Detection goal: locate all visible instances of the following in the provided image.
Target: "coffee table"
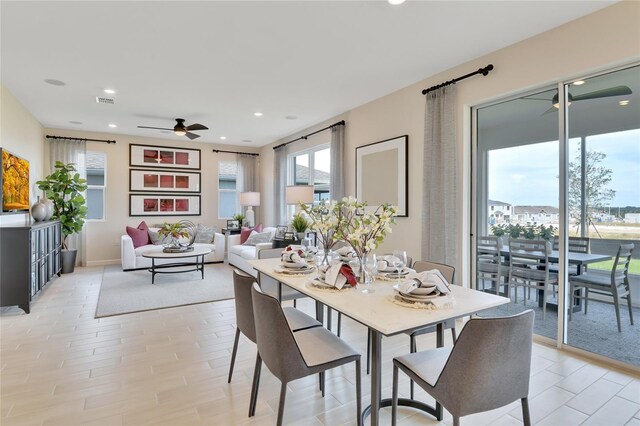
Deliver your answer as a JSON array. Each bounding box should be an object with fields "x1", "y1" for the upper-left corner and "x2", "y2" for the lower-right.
[{"x1": 142, "y1": 247, "x2": 212, "y2": 284}]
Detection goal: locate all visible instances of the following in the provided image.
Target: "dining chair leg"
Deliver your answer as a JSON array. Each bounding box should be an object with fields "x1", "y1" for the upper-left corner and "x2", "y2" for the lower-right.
[
  {"x1": 227, "y1": 328, "x2": 240, "y2": 383},
  {"x1": 355, "y1": 358, "x2": 362, "y2": 426},
  {"x1": 293, "y1": 299, "x2": 297, "y2": 308},
  {"x1": 521, "y1": 397, "x2": 531, "y2": 426},
  {"x1": 627, "y1": 292, "x2": 634, "y2": 325},
  {"x1": 276, "y1": 381, "x2": 288, "y2": 426},
  {"x1": 542, "y1": 284, "x2": 547, "y2": 321},
  {"x1": 451, "y1": 327, "x2": 457, "y2": 342},
  {"x1": 585, "y1": 288, "x2": 589, "y2": 314},
  {"x1": 453, "y1": 416, "x2": 460, "y2": 426},
  {"x1": 391, "y1": 363, "x2": 399, "y2": 426},
  {"x1": 337, "y1": 312, "x2": 342, "y2": 337},
  {"x1": 569, "y1": 282, "x2": 574, "y2": 322},
  {"x1": 248, "y1": 354, "x2": 262, "y2": 417},
  {"x1": 612, "y1": 290, "x2": 622, "y2": 332}
]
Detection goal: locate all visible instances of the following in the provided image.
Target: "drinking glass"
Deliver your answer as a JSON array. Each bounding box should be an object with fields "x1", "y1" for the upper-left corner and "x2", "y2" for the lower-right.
[
  {"x1": 362, "y1": 253, "x2": 377, "y2": 293},
  {"x1": 392, "y1": 250, "x2": 407, "y2": 271}
]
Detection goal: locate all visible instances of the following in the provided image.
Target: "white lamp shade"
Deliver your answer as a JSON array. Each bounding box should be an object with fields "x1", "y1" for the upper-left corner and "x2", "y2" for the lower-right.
[
  {"x1": 239, "y1": 191, "x2": 260, "y2": 206},
  {"x1": 286, "y1": 185, "x2": 314, "y2": 205}
]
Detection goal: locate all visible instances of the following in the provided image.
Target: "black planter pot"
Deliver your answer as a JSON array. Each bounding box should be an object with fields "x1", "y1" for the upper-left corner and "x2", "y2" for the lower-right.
[{"x1": 61, "y1": 249, "x2": 78, "y2": 274}]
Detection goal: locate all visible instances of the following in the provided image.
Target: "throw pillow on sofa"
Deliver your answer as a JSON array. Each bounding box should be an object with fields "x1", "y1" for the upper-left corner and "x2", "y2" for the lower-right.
[
  {"x1": 240, "y1": 226, "x2": 253, "y2": 244},
  {"x1": 195, "y1": 224, "x2": 217, "y2": 243},
  {"x1": 126, "y1": 221, "x2": 151, "y2": 248},
  {"x1": 148, "y1": 229, "x2": 170, "y2": 245},
  {"x1": 243, "y1": 231, "x2": 272, "y2": 246}
]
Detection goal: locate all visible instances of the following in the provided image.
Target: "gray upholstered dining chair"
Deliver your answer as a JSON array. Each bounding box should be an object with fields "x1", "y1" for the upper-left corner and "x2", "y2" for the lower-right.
[
  {"x1": 227, "y1": 269, "x2": 322, "y2": 416},
  {"x1": 508, "y1": 239, "x2": 558, "y2": 320},
  {"x1": 250, "y1": 283, "x2": 362, "y2": 426},
  {"x1": 569, "y1": 242, "x2": 634, "y2": 332},
  {"x1": 257, "y1": 247, "x2": 308, "y2": 304},
  {"x1": 392, "y1": 310, "x2": 535, "y2": 426},
  {"x1": 477, "y1": 236, "x2": 509, "y2": 295}
]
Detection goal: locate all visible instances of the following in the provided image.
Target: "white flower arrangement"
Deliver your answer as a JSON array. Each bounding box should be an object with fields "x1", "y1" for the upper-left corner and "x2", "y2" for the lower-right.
[{"x1": 300, "y1": 199, "x2": 341, "y2": 250}]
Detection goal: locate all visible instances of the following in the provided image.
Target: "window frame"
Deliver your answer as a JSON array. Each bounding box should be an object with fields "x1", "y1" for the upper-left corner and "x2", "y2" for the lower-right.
[
  {"x1": 85, "y1": 150, "x2": 106, "y2": 222},
  {"x1": 287, "y1": 143, "x2": 331, "y2": 201},
  {"x1": 218, "y1": 160, "x2": 238, "y2": 220}
]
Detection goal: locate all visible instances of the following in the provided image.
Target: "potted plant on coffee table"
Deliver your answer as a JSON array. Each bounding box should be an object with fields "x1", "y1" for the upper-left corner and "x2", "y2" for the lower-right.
[{"x1": 36, "y1": 161, "x2": 87, "y2": 274}]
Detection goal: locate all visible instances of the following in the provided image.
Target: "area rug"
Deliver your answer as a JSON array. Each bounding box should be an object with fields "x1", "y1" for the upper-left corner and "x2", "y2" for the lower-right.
[{"x1": 95, "y1": 264, "x2": 235, "y2": 318}]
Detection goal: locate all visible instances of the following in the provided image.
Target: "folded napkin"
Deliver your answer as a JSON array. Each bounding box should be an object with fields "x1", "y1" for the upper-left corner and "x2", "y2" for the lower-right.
[
  {"x1": 377, "y1": 255, "x2": 403, "y2": 272},
  {"x1": 402, "y1": 269, "x2": 451, "y2": 295},
  {"x1": 281, "y1": 250, "x2": 307, "y2": 268},
  {"x1": 335, "y1": 246, "x2": 357, "y2": 259},
  {"x1": 318, "y1": 264, "x2": 358, "y2": 289}
]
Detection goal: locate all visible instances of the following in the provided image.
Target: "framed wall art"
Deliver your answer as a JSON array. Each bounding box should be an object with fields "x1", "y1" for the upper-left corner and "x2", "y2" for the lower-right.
[
  {"x1": 129, "y1": 143, "x2": 201, "y2": 170},
  {"x1": 129, "y1": 194, "x2": 201, "y2": 217},
  {"x1": 129, "y1": 169, "x2": 201, "y2": 193},
  {"x1": 356, "y1": 135, "x2": 408, "y2": 217}
]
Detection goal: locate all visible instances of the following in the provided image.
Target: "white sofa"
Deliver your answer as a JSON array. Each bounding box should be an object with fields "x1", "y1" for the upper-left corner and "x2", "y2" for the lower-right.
[
  {"x1": 227, "y1": 227, "x2": 277, "y2": 276},
  {"x1": 121, "y1": 228, "x2": 225, "y2": 271}
]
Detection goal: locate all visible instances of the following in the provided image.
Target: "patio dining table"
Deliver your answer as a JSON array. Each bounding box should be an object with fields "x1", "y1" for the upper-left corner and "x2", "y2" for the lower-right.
[{"x1": 249, "y1": 258, "x2": 509, "y2": 426}]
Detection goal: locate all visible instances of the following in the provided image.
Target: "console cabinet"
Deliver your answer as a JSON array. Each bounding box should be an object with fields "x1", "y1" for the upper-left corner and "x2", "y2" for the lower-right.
[{"x1": 0, "y1": 220, "x2": 61, "y2": 313}]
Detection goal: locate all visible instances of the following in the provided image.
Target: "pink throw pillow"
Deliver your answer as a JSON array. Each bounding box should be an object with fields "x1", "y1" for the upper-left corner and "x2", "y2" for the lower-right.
[
  {"x1": 254, "y1": 223, "x2": 263, "y2": 233},
  {"x1": 126, "y1": 221, "x2": 151, "y2": 248},
  {"x1": 240, "y1": 227, "x2": 253, "y2": 244}
]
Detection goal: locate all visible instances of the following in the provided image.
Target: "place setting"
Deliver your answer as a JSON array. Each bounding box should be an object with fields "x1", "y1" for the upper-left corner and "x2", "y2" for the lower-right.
[
  {"x1": 391, "y1": 269, "x2": 456, "y2": 310},
  {"x1": 307, "y1": 263, "x2": 358, "y2": 292},
  {"x1": 273, "y1": 248, "x2": 316, "y2": 275},
  {"x1": 375, "y1": 251, "x2": 413, "y2": 281}
]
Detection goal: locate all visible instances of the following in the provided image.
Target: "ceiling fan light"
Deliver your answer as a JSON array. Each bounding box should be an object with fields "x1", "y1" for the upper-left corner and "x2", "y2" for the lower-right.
[
  {"x1": 552, "y1": 93, "x2": 572, "y2": 109},
  {"x1": 174, "y1": 129, "x2": 186, "y2": 136}
]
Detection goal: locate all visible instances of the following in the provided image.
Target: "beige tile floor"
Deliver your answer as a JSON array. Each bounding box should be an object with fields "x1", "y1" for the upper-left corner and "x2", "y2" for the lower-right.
[{"x1": 1, "y1": 265, "x2": 639, "y2": 426}]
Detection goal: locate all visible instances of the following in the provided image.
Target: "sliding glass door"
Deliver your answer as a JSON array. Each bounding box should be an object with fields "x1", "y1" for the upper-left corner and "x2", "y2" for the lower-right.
[{"x1": 473, "y1": 64, "x2": 640, "y2": 366}]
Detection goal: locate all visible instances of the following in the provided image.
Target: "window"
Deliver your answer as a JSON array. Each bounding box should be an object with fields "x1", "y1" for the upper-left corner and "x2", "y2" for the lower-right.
[
  {"x1": 218, "y1": 161, "x2": 238, "y2": 219},
  {"x1": 86, "y1": 151, "x2": 106, "y2": 221},
  {"x1": 288, "y1": 145, "x2": 331, "y2": 204}
]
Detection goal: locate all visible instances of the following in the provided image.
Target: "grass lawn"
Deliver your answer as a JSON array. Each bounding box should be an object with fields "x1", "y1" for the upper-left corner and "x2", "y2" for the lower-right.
[{"x1": 588, "y1": 259, "x2": 640, "y2": 275}]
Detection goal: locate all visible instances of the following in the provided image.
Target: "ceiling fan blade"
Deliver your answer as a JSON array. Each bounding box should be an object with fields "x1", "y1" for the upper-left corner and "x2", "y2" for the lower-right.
[
  {"x1": 541, "y1": 106, "x2": 557, "y2": 116},
  {"x1": 138, "y1": 126, "x2": 173, "y2": 131},
  {"x1": 185, "y1": 132, "x2": 200, "y2": 140},
  {"x1": 572, "y1": 85, "x2": 632, "y2": 101},
  {"x1": 186, "y1": 123, "x2": 208, "y2": 131}
]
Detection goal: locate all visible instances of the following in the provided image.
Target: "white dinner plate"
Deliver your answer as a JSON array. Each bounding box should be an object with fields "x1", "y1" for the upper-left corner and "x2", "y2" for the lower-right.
[
  {"x1": 282, "y1": 262, "x2": 308, "y2": 269},
  {"x1": 393, "y1": 285, "x2": 440, "y2": 301},
  {"x1": 274, "y1": 266, "x2": 315, "y2": 274}
]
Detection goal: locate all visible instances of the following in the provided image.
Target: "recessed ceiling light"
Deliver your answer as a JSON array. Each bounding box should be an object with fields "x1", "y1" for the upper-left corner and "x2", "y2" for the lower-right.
[
  {"x1": 573, "y1": 80, "x2": 585, "y2": 85},
  {"x1": 108, "y1": 123, "x2": 117, "y2": 128},
  {"x1": 619, "y1": 100, "x2": 630, "y2": 106},
  {"x1": 388, "y1": 0, "x2": 405, "y2": 4},
  {"x1": 68, "y1": 120, "x2": 83, "y2": 125},
  {"x1": 44, "y1": 79, "x2": 66, "y2": 86},
  {"x1": 253, "y1": 112, "x2": 263, "y2": 117},
  {"x1": 220, "y1": 136, "x2": 227, "y2": 140},
  {"x1": 285, "y1": 115, "x2": 297, "y2": 120},
  {"x1": 104, "y1": 89, "x2": 116, "y2": 94},
  {"x1": 242, "y1": 139, "x2": 252, "y2": 143}
]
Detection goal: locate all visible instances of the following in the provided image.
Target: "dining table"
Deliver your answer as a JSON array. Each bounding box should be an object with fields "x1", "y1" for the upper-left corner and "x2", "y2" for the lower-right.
[{"x1": 248, "y1": 257, "x2": 510, "y2": 426}]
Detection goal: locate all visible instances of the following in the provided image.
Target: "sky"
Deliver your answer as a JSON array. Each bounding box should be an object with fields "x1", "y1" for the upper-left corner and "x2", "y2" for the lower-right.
[{"x1": 488, "y1": 129, "x2": 640, "y2": 207}]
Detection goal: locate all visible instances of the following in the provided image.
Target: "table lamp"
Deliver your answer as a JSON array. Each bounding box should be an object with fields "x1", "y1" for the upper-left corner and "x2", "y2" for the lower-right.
[
  {"x1": 286, "y1": 185, "x2": 314, "y2": 207},
  {"x1": 239, "y1": 191, "x2": 260, "y2": 227}
]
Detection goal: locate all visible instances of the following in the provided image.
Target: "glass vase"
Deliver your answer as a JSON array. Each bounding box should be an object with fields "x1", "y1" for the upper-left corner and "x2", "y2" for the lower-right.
[{"x1": 359, "y1": 252, "x2": 376, "y2": 293}]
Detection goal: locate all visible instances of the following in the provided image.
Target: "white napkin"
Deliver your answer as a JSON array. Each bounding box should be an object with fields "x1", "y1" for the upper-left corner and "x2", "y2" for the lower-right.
[
  {"x1": 377, "y1": 255, "x2": 403, "y2": 272},
  {"x1": 335, "y1": 246, "x2": 356, "y2": 259},
  {"x1": 317, "y1": 264, "x2": 348, "y2": 289},
  {"x1": 403, "y1": 269, "x2": 451, "y2": 295},
  {"x1": 281, "y1": 251, "x2": 307, "y2": 268}
]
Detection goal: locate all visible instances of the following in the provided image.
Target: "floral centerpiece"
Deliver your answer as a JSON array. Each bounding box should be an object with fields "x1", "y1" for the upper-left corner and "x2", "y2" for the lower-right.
[
  {"x1": 334, "y1": 197, "x2": 398, "y2": 284},
  {"x1": 300, "y1": 199, "x2": 341, "y2": 264}
]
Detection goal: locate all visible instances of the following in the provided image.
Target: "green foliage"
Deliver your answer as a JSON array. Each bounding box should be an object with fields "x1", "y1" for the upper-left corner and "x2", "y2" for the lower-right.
[
  {"x1": 233, "y1": 213, "x2": 245, "y2": 223},
  {"x1": 490, "y1": 224, "x2": 506, "y2": 237},
  {"x1": 291, "y1": 213, "x2": 310, "y2": 233},
  {"x1": 568, "y1": 149, "x2": 615, "y2": 225},
  {"x1": 36, "y1": 162, "x2": 87, "y2": 249},
  {"x1": 158, "y1": 222, "x2": 190, "y2": 240},
  {"x1": 508, "y1": 224, "x2": 524, "y2": 238},
  {"x1": 522, "y1": 225, "x2": 537, "y2": 240},
  {"x1": 537, "y1": 224, "x2": 557, "y2": 241}
]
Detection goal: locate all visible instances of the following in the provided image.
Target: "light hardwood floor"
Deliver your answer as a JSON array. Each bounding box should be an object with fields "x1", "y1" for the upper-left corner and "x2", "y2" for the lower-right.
[{"x1": 1, "y1": 265, "x2": 639, "y2": 426}]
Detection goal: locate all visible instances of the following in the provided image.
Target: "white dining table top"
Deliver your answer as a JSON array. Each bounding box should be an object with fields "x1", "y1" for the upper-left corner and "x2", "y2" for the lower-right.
[{"x1": 248, "y1": 258, "x2": 510, "y2": 337}]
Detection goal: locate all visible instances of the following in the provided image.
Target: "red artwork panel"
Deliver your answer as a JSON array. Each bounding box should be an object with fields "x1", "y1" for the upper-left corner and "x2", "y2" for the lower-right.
[
  {"x1": 143, "y1": 174, "x2": 158, "y2": 188},
  {"x1": 175, "y1": 152, "x2": 189, "y2": 165},
  {"x1": 159, "y1": 175, "x2": 174, "y2": 188},
  {"x1": 175, "y1": 199, "x2": 189, "y2": 212},
  {"x1": 143, "y1": 149, "x2": 158, "y2": 163},
  {"x1": 160, "y1": 199, "x2": 174, "y2": 212},
  {"x1": 175, "y1": 176, "x2": 189, "y2": 188},
  {"x1": 143, "y1": 198, "x2": 158, "y2": 212},
  {"x1": 160, "y1": 151, "x2": 174, "y2": 164}
]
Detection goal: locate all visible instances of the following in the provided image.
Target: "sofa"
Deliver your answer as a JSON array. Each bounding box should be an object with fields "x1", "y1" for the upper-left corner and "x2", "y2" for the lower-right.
[
  {"x1": 227, "y1": 227, "x2": 277, "y2": 276},
  {"x1": 121, "y1": 227, "x2": 225, "y2": 271}
]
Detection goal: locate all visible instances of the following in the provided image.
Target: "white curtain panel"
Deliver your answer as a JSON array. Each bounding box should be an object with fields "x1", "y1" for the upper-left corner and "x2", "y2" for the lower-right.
[
  {"x1": 273, "y1": 145, "x2": 288, "y2": 226},
  {"x1": 330, "y1": 124, "x2": 345, "y2": 201},
  {"x1": 49, "y1": 139, "x2": 87, "y2": 266},
  {"x1": 422, "y1": 85, "x2": 458, "y2": 273},
  {"x1": 237, "y1": 153, "x2": 258, "y2": 220}
]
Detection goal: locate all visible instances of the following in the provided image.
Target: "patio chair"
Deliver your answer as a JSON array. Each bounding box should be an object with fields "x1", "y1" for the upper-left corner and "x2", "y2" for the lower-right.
[
  {"x1": 477, "y1": 236, "x2": 509, "y2": 295},
  {"x1": 250, "y1": 283, "x2": 362, "y2": 426},
  {"x1": 569, "y1": 242, "x2": 634, "y2": 332},
  {"x1": 508, "y1": 239, "x2": 558, "y2": 320},
  {"x1": 391, "y1": 310, "x2": 534, "y2": 426},
  {"x1": 552, "y1": 236, "x2": 590, "y2": 276},
  {"x1": 228, "y1": 269, "x2": 321, "y2": 416}
]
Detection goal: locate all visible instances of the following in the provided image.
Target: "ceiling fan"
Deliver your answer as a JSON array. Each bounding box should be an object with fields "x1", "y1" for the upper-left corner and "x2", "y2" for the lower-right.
[
  {"x1": 138, "y1": 118, "x2": 209, "y2": 140},
  {"x1": 524, "y1": 85, "x2": 632, "y2": 115}
]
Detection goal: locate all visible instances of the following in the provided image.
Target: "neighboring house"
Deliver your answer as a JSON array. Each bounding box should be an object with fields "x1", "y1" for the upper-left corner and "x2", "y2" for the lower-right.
[
  {"x1": 625, "y1": 213, "x2": 640, "y2": 224},
  {"x1": 513, "y1": 205, "x2": 560, "y2": 225},
  {"x1": 488, "y1": 199, "x2": 512, "y2": 224}
]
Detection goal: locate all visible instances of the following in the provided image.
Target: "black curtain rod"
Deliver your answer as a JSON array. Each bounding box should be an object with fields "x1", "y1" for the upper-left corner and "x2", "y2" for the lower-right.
[
  {"x1": 273, "y1": 120, "x2": 345, "y2": 150},
  {"x1": 421, "y1": 64, "x2": 494, "y2": 95},
  {"x1": 46, "y1": 135, "x2": 116, "y2": 144},
  {"x1": 212, "y1": 149, "x2": 259, "y2": 157}
]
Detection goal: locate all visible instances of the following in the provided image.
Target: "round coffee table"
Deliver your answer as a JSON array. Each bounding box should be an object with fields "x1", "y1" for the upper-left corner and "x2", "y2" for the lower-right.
[{"x1": 142, "y1": 247, "x2": 212, "y2": 284}]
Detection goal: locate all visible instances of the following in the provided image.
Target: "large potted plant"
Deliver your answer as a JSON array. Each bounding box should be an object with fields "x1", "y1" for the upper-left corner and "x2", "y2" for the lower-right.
[
  {"x1": 291, "y1": 212, "x2": 310, "y2": 240},
  {"x1": 36, "y1": 161, "x2": 87, "y2": 273}
]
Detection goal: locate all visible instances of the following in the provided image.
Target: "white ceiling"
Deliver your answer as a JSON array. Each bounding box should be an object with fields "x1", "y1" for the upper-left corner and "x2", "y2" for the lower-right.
[{"x1": 1, "y1": 1, "x2": 616, "y2": 147}]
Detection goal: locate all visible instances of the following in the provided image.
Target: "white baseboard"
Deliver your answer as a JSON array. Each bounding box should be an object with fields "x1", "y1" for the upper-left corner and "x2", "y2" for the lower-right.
[{"x1": 85, "y1": 259, "x2": 121, "y2": 267}]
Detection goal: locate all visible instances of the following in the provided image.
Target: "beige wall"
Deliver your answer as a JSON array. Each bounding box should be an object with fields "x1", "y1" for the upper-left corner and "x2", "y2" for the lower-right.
[
  {"x1": 261, "y1": 1, "x2": 640, "y2": 283},
  {"x1": 40, "y1": 128, "x2": 258, "y2": 265},
  {"x1": 0, "y1": 84, "x2": 44, "y2": 226}
]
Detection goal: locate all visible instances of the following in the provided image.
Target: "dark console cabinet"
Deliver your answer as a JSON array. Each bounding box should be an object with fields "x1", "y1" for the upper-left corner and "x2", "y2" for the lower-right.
[{"x1": 1, "y1": 220, "x2": 61, "y2": 313}]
